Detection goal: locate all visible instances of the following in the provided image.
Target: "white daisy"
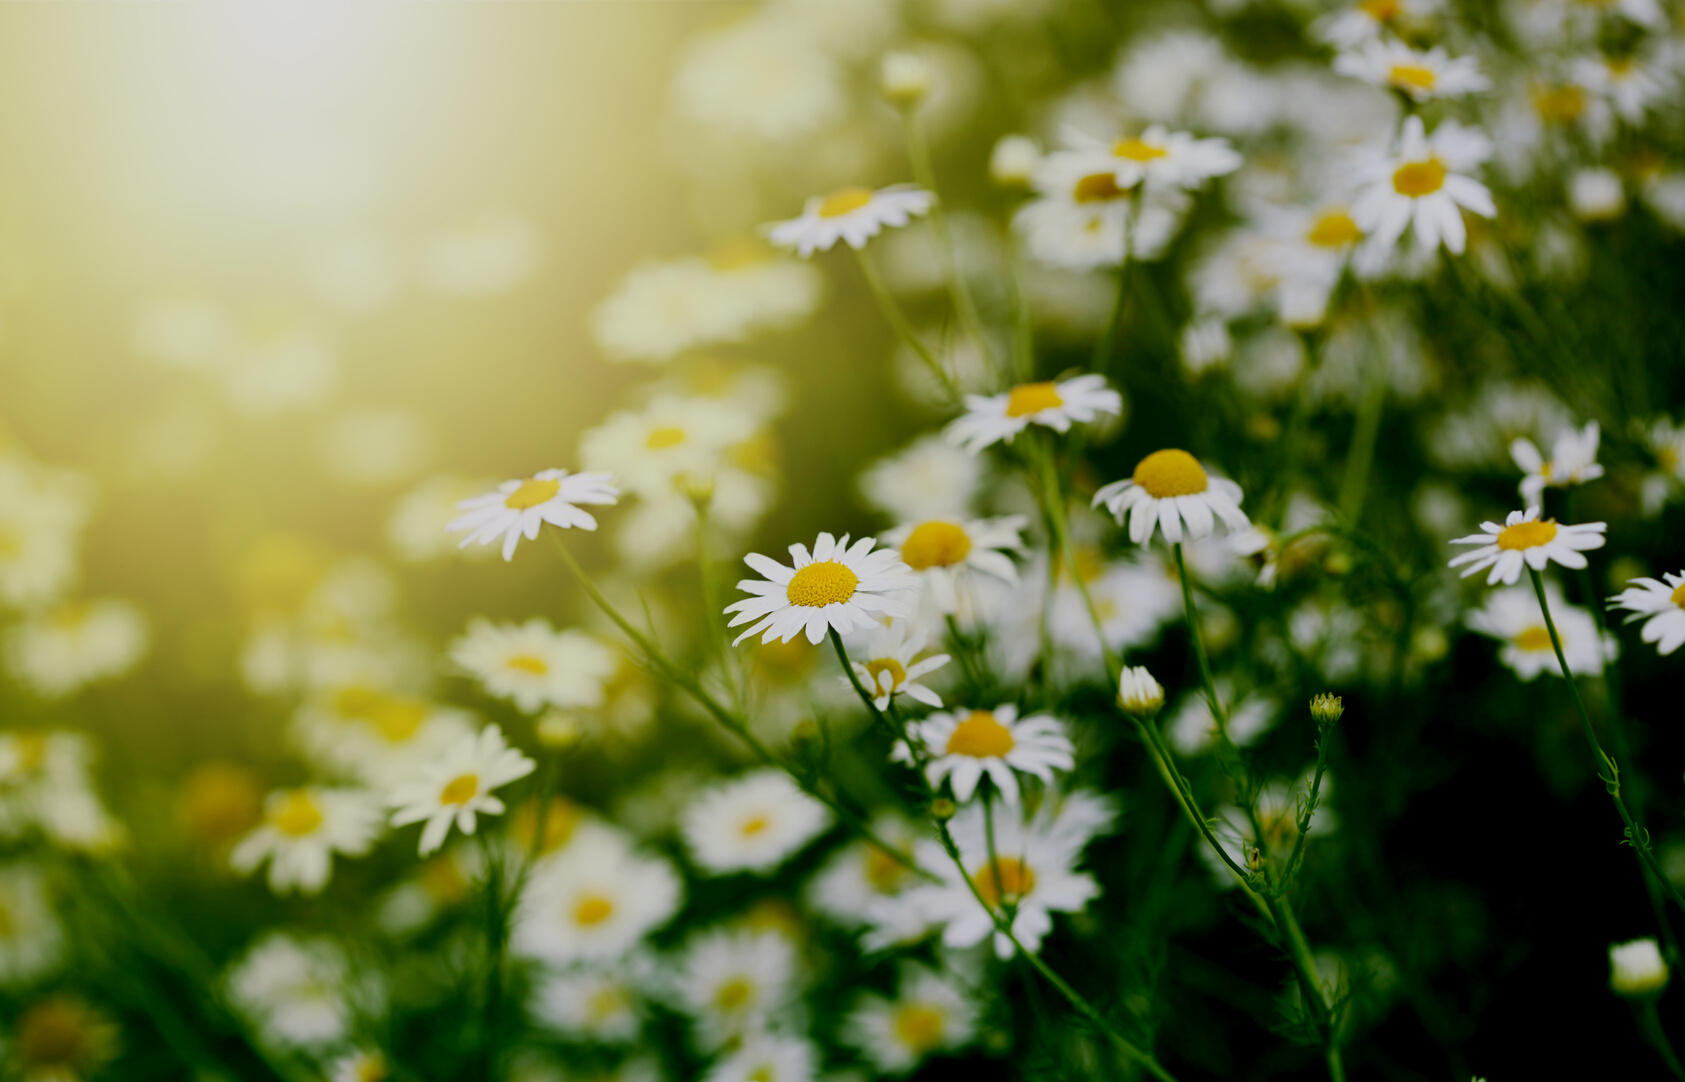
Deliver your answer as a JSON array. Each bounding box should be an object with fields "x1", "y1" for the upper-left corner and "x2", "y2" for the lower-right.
[
  {"x1": 388, "y1": 725, "x2": 536, "y2": 856},
  {"x1": 1047, "y1": 553, "x2": 1185, "y2": 661},
  {"x1": 701, "y1": 1034, "x2": 819, "y2": 1082},
  {"x1": 1333, "y1": 40, "x2": 1489, "y2": 101},
  {"x1": 725, "y1": 532, "x2": 918, "y2": 647},
  {"x1": 1013, "y1": 151, "x2": 1192, "y2": 269},
  {"x1": 578, "y1": 394, "x2": 757, "y2": 501},
  {"x1": 328, "y1": 1050, "x2": 390, "y2": 1082},
  {"x1": 767, "y1": 185, "x2": 935, "y2": 258},
  {"x1": 230, "y1": 786, "x2": 385, "y2": 895},
  {"x1": 512, "y1": 824, "x2": 682, "y2": 965},
  {"x1": 1165, "y1": 681, "x2": 1281, "y2": 756},
  {"x1": 670, "y1": 927, "x2": 800, "y2": 1049},
  {"x1": 1640, "y1": 416, "x2": 1685, "y2": 515},
  {"x1": 681, "y1": 769, "x2": 832, "y2": 875},
  {"x1": 1467, "y1": 583, "x2": 1614, "y2": 679},
  {"x1": 449, "y1": 618, "x2": 619, "y2": 714},
  {"x1": 1066, "y1": 125, "x2": 1242, "y2": 191},
  {"x1": 291, "y1": 689, "x2": 476, "y2": 790},
  {"x1": 1315, "y1": 0, "x2": 1446, "y2": 48},
  {"x1": 0, "y1": 730, "x2": 121, "y2": 853},
  {"x1": 1204, "y1": 774, "x2": 1337, "y2": 888},
  {"x1": 1093, "y1": 449, "x2": 1250, "y2": 546},
  {"x1": 804, "y1": 815, "x2": 924, "y2": 936},
  {"x1": 3, "y1": 599, "x2": 149, "y2": 699},
  {"x1": 226, "y1": 933, "x2": 363, "y2": 1048},
  {"x1": 0, "y1": 863, "x2": 63, "y2": 988},
  {"x1": 1447, "y1": 507, "x2": 1607, "y2": 586},
  {"x1": 842, "y1": 965, "x2": 978, "y2": 1076},
  {"x1": 1511, "y1": 420, "x2": 1604, "y2": 505},
  {"x1": 880, "y1": 515, "x2": 1025, "y2": 614},
  {"x1": 1350, "y1": 115, "x2": 1496, "y2": 256},
  {"x1": 448, "y1": 468, "x2": 619, "y2": 561},
  {"x1": 944, "y1": 375, "x2": 1123, "y2": 455},
  {"x1": 894, "y1": 705, "x2": 1074, "y2": 807},
  {"x1": 856, "y1": 434, "x2": 983, "y2": 523},
  {"x1": 842, "y1": 621, "x2": 950, "y2": 711},
  {"x1": 1609, "y1": 572, "x2": 1685, "y2": 656},
  {"x1": 1573, "y1": 51, "x2": 1679, "y2": 125},
  {"x1": 533, "y1": 964, "x2": 648, "y2": 1043}
]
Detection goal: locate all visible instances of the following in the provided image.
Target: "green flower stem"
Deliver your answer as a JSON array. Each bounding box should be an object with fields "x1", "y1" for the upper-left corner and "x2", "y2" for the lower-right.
[
  {"x1": 474, "y1": 832, "x2": 509, "y2": 1082},
  {"x1": 1335, "y1": 337, "x2": 1387, "y2": 525},
  {"x1": 1093, "y1": 256, "x2": 1131, "y2": 375},
  {"x1": 1275, "y1": 718, "x2": 1334, "y2": 898},
  {"x1": 854, "y1": 248, "x2": 959, "y2": 403},
  {"x1": 1636, "y1": 998, "x2": 1685, "y2": 1082},
  {"x1": 1172, "y1": 543, "x2": 1236, "y2": 754},
  {"x1": 1527, "y1": 567, "x2": 1685, "y2": 916}
]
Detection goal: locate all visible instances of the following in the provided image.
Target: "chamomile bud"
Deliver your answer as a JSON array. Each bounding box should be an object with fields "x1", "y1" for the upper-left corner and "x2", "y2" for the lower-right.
[
  {"x1": 1117, "y1": 666, "x2": 1165, "y2": 716},
  {"x1": 1310, "y1": 694, "x2": 1344, "y2": 727},
  {"x1": 929, "y1": 797, "x2": 956, "y2": 821},
  {"x1": 1610, "y1": 938, "x2": 1669, "y2": 998},
  {"x1": 989, "y1": 135, "x2": 1041, "y2": 187},
  {"x1": 880, "y1": 51, "x2": 934, "y2": 106}
]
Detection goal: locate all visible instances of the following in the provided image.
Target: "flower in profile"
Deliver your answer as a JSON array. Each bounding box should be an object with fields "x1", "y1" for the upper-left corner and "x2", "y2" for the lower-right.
[
  {"x1": 1093, "y1": 449, "x2": 1249, "y2": 546},
  {"x1": 1466, "y1": 584, "x2": 1613, "y2": 680},
  {"x1": 1333, "y1": 39, "x2": 1489, "y2": 101},
  {"x1": 1350, "y1": 115, "x2": 1495, "y2": 255},
  {"x1": 1610, "y1": 937, "x2": 1669, "y2": 997},
  {"x1": 880, "y1": 515, "x2": 1025, "y2": 613},
  {"x1": 1511, "y1": 420, "x2": 1603, "y2": 505},
  {"x1": 11, "y1": 996, "x2": 119, "y2": 1082},
  {"x1": 1447, "y1": 507, "x2": 1606, "y2": 585},
  {"x1": 725, "y1": 533, "x2": 917, "y2": 646},
  {"x1": 388, "y1": 725, "x2": 536, "y2": 856},
  {"x1": 1117, "y1": 666, "x2": 1164, "y2": 715},
  {"x1": 944, "y1": 375, "x2": 1123, "y2": 455},
  {"x1": 230, "y1": 787, "x2": 384, "y2": 895},
  {"x1": 843, "y1": 622, "x2": 950, "y2": 711},
  {"x1": 894, "y1": 705, "x2": 1074, "y2": 807},
  {"x1": 0, "y1": 864, "x2": 63, "y2": 988},
  {"x1": 1608, "y1": 571, "x2": 1685, "y2": 656},
  {"x1": 512, "y1": 824, "x2": 682, "y2": 965},
  {"x1": 767, "y1": 185, "x2": 935, "y2": 258},
  {"x1": 448, "y1": 468, "x2": 619, "y2": 561},
  {"x1": 671, "y1": 927, "x2": 800, "y2": 1049},
  {"x1": 841, "y1": 964, "x2": 979, "y2": 1075},
  {"x1": 681, "y1": 769, "x2": 832, "y2": 874},
  {"x1": 449, "y1": 618, "x2": 619, "y2": 714}
]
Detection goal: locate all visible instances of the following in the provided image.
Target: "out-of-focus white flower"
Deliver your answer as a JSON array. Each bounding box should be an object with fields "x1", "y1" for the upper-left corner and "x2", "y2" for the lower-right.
[
  {"x1": 580, "y1": 396, "x2": 756, "y2": 501},
  {"x1": 1350, "y1": 116, "x2": 1495, "y2": 256},
  {"x1": 132, "y1": 296, "x2": 231, "y2": 370},
  {"x1": 590, "y1": 252, "x2": 821, "y2": 364},
  {"x1": 319, "y1": 407, "x2": 434, "y2": 487},
  {"x1": 227, "y1": 934, "x2": 370, "y2": 1049},
  {"x1": 681, "y1": 769, "x2": 832, "y2": 875},
  {"x1": 225, "y1": 327, "x2": 339, "y2": 416},
  {"x1": 513, "y1": 824, "x2": 682, "y2": 965},
  {"x1": 0, "y1": 863, "x2": 63, "y2": 987},
  {"x1": 0, "y1": 730, "x2": 121, "y2": 852},
  {"x1": 0, "y1": 452, "x2": 95, "y2": 611},
  {"x1": 857, "y1": 434, "x2": 982, "y2": 522},
  {"x1": 1568, "y1": 168, "x2": 1625, "y2": 221},
  {"x1": 1166, "y1": 682, "x2": 1280, "y2": 756},
  {"x1": 945, "y1": 375, "x2": 1122, "y2": 455},
  {"x1": 671, "y1": 16, "x2": 846, "y2": 142},
  {"x1": 4, "y1": 599, "x2": 148, "y2": 699},
  {"x1": 1610, "y1": 937, "x2": 1670, "y2": 997},
  {"x1": 989, "y1": 135, "x2": 1041, "y2": 186},
  {"x1": 726, "y1": 533, "x2": 916, "y2": 647},
  {"x1": 448, "y1": 469, "x2": 619, "y2": 561},
  {"x1": 1067, "y1": 126, "x2": 1243, "y2": 192},
  {"x1": 897, "y1": 705, "x2": 1073, "y2": 807},
  {"x1": 1448, "y1": 507, "x2": 1606, "y2": 585},
  {"x1": 804, "y1": 815, "x2": 923, "y2": 937},
  {"x1": 292, "y1": 688, "x2": 477, "y2": 789},
  {"x1": 1095, "y1": 449, "x2": 1250, "y2": 546},
  {"x1": 701, "y1": 1034, "x2": 818, "y2": 1082},
  {"x1": 1609, "y1": 571, "x2": 1685, "y2": 656},
  {"x1": 1180, "y1": 316, "x2": 1234, "y2": 373},
  {"x1": 388, "y1": 725, "x2": 536, "y2": 856},
  {"x1": 1511, "y1": 421, "x2": 1603, "y2": 504},
  {"x1": 671, "y1": 927, "x2": 802, "y2": 1049},
  {"x1": 230, "y1": 787, "x2": 384, "y2": 895},
  {"x1": 418, "y1": 212, "x2": 542, "y2": 295},
  {"x1": 880, "y1": 50, "x2": 934, "y2": 104},
  {"x1": 1466, "y1": 583, "x2": 1614, "y2": 679},
  {"x1": 1014, "y1": 150, "x2": 1192, "y2": 269},
  {"x1": 1315, "y1": 0, "x2": 1446, "y2": 48},
  {"x1": 327, "y1": 1051, "x2": 391, "y2": 1082},
  {"x1": 386, "y1": 475, "x2": 500, "y2": 563},
  {"x1": 768, "y1": 185, "x2": 935, "y2": 258},
  {"x1": 842, "y1": 964, "x2": 978, "y2": 1075},
  {"x1": 880, "y1": 516, "x2": 1023, "y2": 614},
  {"x1": 533, "y1": 966, "x2": 647, "y2": 1044},
  {"x1": 450, "y1": 618, "x2": 618, "y2": 715},
  {"x1": 1204, "y1": 775, "x2": 1335, "y2": 888},
  {"x1": 1573, "y1": 51, "x2": 1679, "y2": 124},
  {"x1": 1046, "y1": 555, "x2": 1185, "y2": 662},
  {"x1": 1334, "y1": 39, "x2": 1489, "y2": 101},
  {"x1": 1116, "y1": 666, "x2": 1164, "y2": 715}
]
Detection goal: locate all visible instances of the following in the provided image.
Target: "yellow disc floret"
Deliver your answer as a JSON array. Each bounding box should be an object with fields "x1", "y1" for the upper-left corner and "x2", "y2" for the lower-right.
[
  {"x1": 1496, "y1": 519, "x2": 1557, "y2": 550},
  {"x1": 572, "y1": 893, "x2": 616, "y2": 927},
  {"x1": 785, "y1": 560, "x2": 859, "y2": 608},
  {"x1": 440, "y1": 773, "x2": 479, "y2": 806},
  {"x1": 945, "y1": 710, "x2": 1016, "y2": 758},
  {"x1": 1072, "y1": 172, "x2": 1126, "y2": 203},
  {"x1": 1389, "y1": 64, "x2": 1438, "y2": 93},
  {"x1": 269, "y1": 790, "x2": 323, "y2": 837},
  {"x1": 1392, "y1": 158, "x2": 1447, "y2": 198},
  {"x1": 900, "y1": 521, "x2": 973, "y2": 570},
  {"x1": 1006, "y1": 381, "x2": 1064, "y2": 418},
  {"x1": 971, "y1": 856, "x2": 1036, "y2": 909},
  {"x1": 1672, "y1": 583, "x2": 1685, "y2": 609},
  {"x1": 865, "y1": 657, "x2": 908, "y2": 691},
  {"x1": 506, "y1": 653, "x2": 549, "y2": 675},
  {"x1": 645, "y1": 426, "x2": 686, "y2": 449},
  {"x1": 715, "y1": 977, "x2": 755, "y2": 1010},
  {"x1": 1113, "y1": 137, "x2": 1168, "y2": 162},
  {"x1": 864, "y1": 844, "x2": 910, "y2": 893},
  {"x1": 1359, "y1": 0, "x2": 1401, "y2": 19},
  {"x1": 819, "y1": 187, "x2": 874, "y2": 218},
  {"x1": 1515, "y1": 627, "x2": 1554, "y2": 651},
  {"x1": 893, "y1": 1003, "x2": 948, "y2": 1053},
  {"x1": 505, "y1": 477, "x2": 560, "y2": 510},
  {"x1": 1132, "y1": 449, "x2": 1210, "y2": 498},
  {"x1": 1305, "y1": 210, "x2": 1363, "y2": 248}
]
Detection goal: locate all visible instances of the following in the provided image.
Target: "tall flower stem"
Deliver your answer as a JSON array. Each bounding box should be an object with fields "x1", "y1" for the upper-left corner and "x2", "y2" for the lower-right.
[
  {"x1": 1336, "y1": 335, "x2": 1387, "y2": 525},
  {"x1": 1636, "y1": 999, "x2": 1685, "y2": 1082},
  {"x1": 854, "y1": 248, "x2": 959, "y2": 403},
  {"x1": 1527, "y1": 567, "x2": 1685, "y2": 915}
]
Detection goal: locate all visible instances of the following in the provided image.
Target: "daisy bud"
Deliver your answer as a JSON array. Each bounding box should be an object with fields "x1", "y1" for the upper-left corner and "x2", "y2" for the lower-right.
[
  {"x1": 1309, "y1": 693, "x2": 1344, "y2": 728},
  {"x1": 879, "y1": 51, "x2": 933, "y2": 106},
  {"x1": 929, "y1": 797, "x2": 957, "y2": 821},
  {"x1": 1117, "y1": 666, "x2": 1165, "y2": 716},
  {"x1": 1610, "y1": 938, "x2": 1670, "y2": 998},
  {"x1": 675, "y1": 472, "x2": 716, "y2": 506},
  {"x1": 989, "y1": 135, "x2": 1041, "y2": 187}
]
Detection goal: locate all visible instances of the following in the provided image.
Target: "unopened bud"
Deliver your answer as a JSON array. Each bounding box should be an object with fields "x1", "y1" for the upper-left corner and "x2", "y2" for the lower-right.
[
  {"x1": 879, "y1": 51, "x2": 933, "y2": 106},
  {"x1": 1610, "y1": 938, "x2": 1670, "y2": 998},
  {"x1": 535, "y1": 711, "x2": 584, "y2": 749},
  {"x1": 675, "y1": 472, "x2": 716, "y2": 506},
  {"x1": 929, "y1": 797, "x2": 957, "y2": 821},
  {"x1": 1247, "y1": 846, "x2": 1263, "y2": 872},
  {"x1": 1309, "y1": 693, "x2": 1344, "y2": 727},
  {"x1": 989, "y1": 135, "x2": 1041, "y2": 187},
  {"x1": 1117, "y1": 666, "x2": 1165, "y2": 716}
]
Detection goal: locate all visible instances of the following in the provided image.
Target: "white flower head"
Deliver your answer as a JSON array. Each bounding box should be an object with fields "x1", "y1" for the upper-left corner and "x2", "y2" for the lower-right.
[
  {"x1": 894, "y1": 705, "x2": 1074, "y2": 807},
  {"x1": 1014, "y1": 152, "x2": 1192, "y2": 269},
  {"x1": 880, "y1": 515, "x2": 1025, "y2": 614},
  {"x1": 1350, "y1": 115, "x2": 1495, "y2": 256},
  {"x1": 1511, "y1": 420, "x2": 1603, "y2": 504},
  {"x1": 1466, "y1": 583, "x2": 1614, "y2": 680},
  {"x1": 767, "y1": 185, "x2": 935, "y2": 258},
  {"x1": 804, "y1": 814, "x2": 923, "y2": 935},
  {"x1": 671, "y1": 927, "x2": 801, "y2": 1049},
  {"x1": 533, "y1": 965, "x2": 649, "y2": 1043},
  {"x1": 0, "y1": 863, "x2": 63, "y2": 988},
  {"x1": 1609, "y1": 571, "x2": 1685, "y2": 656},
  {"x1": 1611, "y1": 937, "x2": 1670, "y2": 997},
  {"x1": 448, "y1": 468, "x2": 619, "y2": 561},
  {"x1": 725, "y1": 532, "x2": 917, "y2": 646},
  {"x1": 512, "y1": 823, "x2": 682, "y2": 965},
  {"x1": 1447, "y1": 507, "x2": 1606, "y2": 586},
  {"x1": 1333, "y1": 39, "x2": 1490, "y2": 101},
  {"x1": 944, "y1": 375, "x2": 1122, "y2": 455},
  {"x1": 226, "y1": 934, "x2": 367, "y2": 1049},
  {"x1": 842, "y1": 964, "x2": 979, "y2": 1074},
  {"x1": 843, "y1": 621, "x2": 950, "y2": 711},
  {"x1": 681, "y1": 769, "x2": 832, "y2": 875},
  {"x1": 449, "y1": 618, "x2": 618, "y2": 714},
  {"x1": 4, "y1": 599, "x2": 149, "y2": 700},
  {"x1": 857, "y1": 434, "x2": 983, "y2": 522},
  {"x1": 230, "y1": 787, "x2": 384, "y2": 895},
  {"x1": 388, "y1": 725, "x2": 536, "y2": 856},
  {"x1": 1315, "y1": 0, "x2": 1446, "y2": 48},
  {"x1": 328, "y1": 1051, "x2": 390, "y2": 1082},
  {"x1": 1065, "y1": 125, "x2": 1242, "y2": 192},
  {"x1": 1117, "y1": 666, "x2": 1165, "y2": 715},
  {"x1": 1093, "y1": 448, "x2": 1249, "y2": 546},
  {"x1": 701, "y1": 1034, "x2": 818, "y2": 1082}
]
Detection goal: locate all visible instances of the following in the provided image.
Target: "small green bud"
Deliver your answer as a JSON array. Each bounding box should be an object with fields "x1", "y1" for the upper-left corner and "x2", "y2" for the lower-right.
[
  {"x1": 929, "y1": 797, "x2": 957, "y2": 821},
  {"x1": 1310, "y1": 693, "x2": 1344, "y2": 727}
]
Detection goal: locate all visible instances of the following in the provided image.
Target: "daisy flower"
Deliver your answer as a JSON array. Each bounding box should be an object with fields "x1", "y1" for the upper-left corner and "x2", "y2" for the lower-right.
[
  {"x1": 670, "y1": 927, "x2": 800, "y2": 1049},
  {"x1": 804, "y1": 814, "x2": 924, "y2": 935},
  {"x1": 230, "y1": 787, "x2": 385, "y2": 895},
  {"x1": 702, "y1": 1034, "x2": 819, "y2": 1082},
  {"x1": 449, "y1": 618, "x2": 619, "y2": 714},
  {"x1": 1013, "y1": 151, "x2": 1191, "y2": 269},
  {"x1": 3, "y1": 599, "x2": 149, "y2": 700},
  {"x1": 725, "y1": 532, "x2": 917, "y2": 646},
  {"x1": 856, "y1": 434, "x2": 983, "y2": 522},
  {"x1": 9, "y1": 997, "x2": 119, "y2": 1082},
  {"x1": 842, "y1": 622, "x2": 950, "y2": 711},
  {"x1": 894, "y1": 705, "x2": 1074, "y2": 807},
  {"x1": 0, "y1": 863, "x2": 63, "y2": 987},
  {"x1": 1333, "y1": 40, "x2": 1490, "y2": 101},
  {"x1": 1466, "y1": 584, "x2": 1613, "y2": 679},
  {"x1": 1350, "y1": 115, "x2": 1495, "y2": 256},
  {"x1": 1315, "y1": 0, "x2": 1445, "y2": 48},
  {"x1": 1066, "y1": 125, "x2": 1242, "y2": 191},
  {"x1": 226, "y1": 933, "x2": 361, "y2": 1048},
  {"x1": 1609, "y1": 571, "x2": 1685, "y2": 656},
  {"x1": 327, "y1": 1051, "x2": 389, "y2": 1082},
  {"x1": 448, "y1": 468, "x2": 619, "y2": 561},
  {"x1": 767, "y1": 185, "x2": 935, "y2": 258},
  {"x1": 1093, "y1": 448, "x2": 1250, "y2": 546},
  {"x1": 681, "y1": 769, "x2": 832, "y2": 874},
  {"x1": 944, "y1": 375, "x2": 1123, "y2": 455},
  {"x1": 511, "y1": 824, "x2": 682, "y2": 964},
  {"x1": 842, "y1": 965, "x2": 979, "y2": 1076},
  {"x1": 388, "y1": 725, "x2": 536, "y2": 856},
  {"x1": 533, "y1": 964, "x2": 649, "y2": 1043},
  {"x1": 1511, "y1": 420, "x2": 1604, "y2": 505},
  {"x1": 1447, "y1": 507, "x2": 1606, "y2": 586},
  {"x1": 880, "y1": 515, "x2": 1025, "y2": 613}
]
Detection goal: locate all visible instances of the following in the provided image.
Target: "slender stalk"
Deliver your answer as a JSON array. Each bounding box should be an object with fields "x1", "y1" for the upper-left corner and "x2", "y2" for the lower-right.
[
  {"x1": 854, "y1": 248, "x2": 959, "y2": 402},
  {"x1": 1172, "y1": 543, "x2": 1231, "y2": 744},
  {"x1": 1336, "y1": 343, "x2": 1386, "y2": 524},
  {"x1": 1276, "y1": 727, "x2": 1334, "y2": 897},
  {"x1": 1637, "y1": 999, "x2": 1685, "y2": 1082},
  {"x1": 1030, "y1": 435, "x2": 1117, "y2": 682},
  {"x1": 1093, "y1": 257, "x2": 1131, "y2": 376}
]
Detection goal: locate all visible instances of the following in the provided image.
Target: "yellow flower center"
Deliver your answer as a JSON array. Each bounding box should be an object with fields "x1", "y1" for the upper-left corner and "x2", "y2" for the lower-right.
[
  {"x1": 1392, "y1": 158, "x2": 1447, "y2": 198},
  {"x1": 1072, "y1": 172, "x2": 1127, "y2": 203},
  {"x1": 819, "y1": 187, "x2": 874, "y2": 218},
  {"x1": 588, "y1": 984, "x2": 628, "y2": 1021},
  {"x1": 715, "y1": 977, "x2": 755, "y2": 1011},
  {"x1": 504, "y1": 477, "x2": 560, "y2": 510},
  {"x1": 356, "y1": 1055, "x2": 390, "y2": 1082},
  {"x1": 1389, "y1": 64, "x2": 1438, "y2": 92},
  {"x1": 1515, "y1": 627, "x2": 1555, "y2": 651},
  {"x1": 572, "y1": 893, "x2": 616, "y2": 927},
  {"x1": 865, "y1": 657, "x2": 908, "y2": 692},
  {"x1": 1607, "y1": 56, "x2": 1635, "y2": 77},
  {"x1": 440, "y1": 773, "x2": 479, "y2": 806},
  {"x1": 893, "y1": 1003, "x2": 948, "y2": 1053},
  {"x1": 1532, "y1": 84, "x2": 1586, "y2": 124},
  {"x1": 506, "y1": 653, "x2": 549, "y2": 675},
  {"x1": 1496, "y1": 519, "x2": 1558, "y2": 550},
  {"x1": 1132, "y1": 448, "x2": 1210, "y2": 498},
  {"x1": 1006, "y1": 381, "x2": 1064, "y2": 417},
  {"x1": 946, "y1": 710, "x2": 1016, "y2": 758},
  {"x1": 645, "y1": 426, "x2": 686, "y2": 449},
  {"x1": 16, "y1": 998, "x2": 112, "y2": 1073},
  {"x1": 740, "y1": 813, "x2": 770, "y2": 837},
  {"x1": 269, "y1": 790, "x2": 324, "y2": 837},
  {"x1": 1359, "y1": 0, "x2": 1401, "y2": 19},
  {"x1": 1305, "y1": 210, "x2": 1362, "y2": 248},
  {"x1": 864, "y1": 844, "x2": 910, "y2": 893},
  {"x1": 785, "y1": 560, "x2": 859, "y2": 608},
  {"x1": 511, "y1": 796, "x2": 583, "y2": 854},
  {"x1": 369, "y1": 695, "x2": 428, "y2": 743},
  {"x1": 972, "y1": 856, "x2": 1036, "y2": 909},
  {"x1": 421, "y1": 855, "x2": 469, "y2": 903},
  {"x1": 1113, "y1": 137, "x2": 1168, "y2": 161},
  {"x1": 900, "y1": 521, "x2": 973, "y2": 570},
  {"x1": 11, "y1": 733, "x2": 47, "y2": 774}
]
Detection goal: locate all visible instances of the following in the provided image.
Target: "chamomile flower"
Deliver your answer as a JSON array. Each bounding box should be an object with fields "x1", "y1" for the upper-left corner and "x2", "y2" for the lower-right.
[
  {"x1": 512, "y1": 824, "x2": 682, "y2": 965},
  {"x1": 768, "y1": 185, "x2": 935, "y2": 258},
  {"x1": 0, "y1": 730, "x2": 122, "y2": 852},
  {"x1": 534, "y1": 965, "x2": 649, "y2": 1043},
  {"x1": 842, "y1": 965, "x2": 978, "y2": 1076},
  {"x1": 701, "y1": 1034, "x2": 819, "y2": 1082},
  {"x1": 328, "y1": 1051, "x2": 390, "y2": 1082},
  {"x1": 681, "y1": 769, "x2": 832, "y2": 875},
  {"x1": 0, "y1": 863, "x2": 63, "y2": 987},
  {"x1": 894, "y1": 705, "x2": 1074, "y2": 807},
  {"x1": 804, "y1": 815, "x2": 925, "y2": 937},
  {"x1": 1350, "y1": 115, "x2": 1495, "y2": 256},
  {"x1": 1315, "y1": 0, "x2": 1446, "y2": 47},
  {"x1": 857, "y1": 434, "x2": 983, "y2": 522},
  {"x1": 388, "y1": 725, "x2": 536, "y2": 856},
  {"x1": 1511, "y1": 420, "x2": 1604, "y2": 505},
  {"x1": 842, "y1": 622, "x2": 950, "y2": 711},
  {"x1": 944, "y1": 375, "x2": 1123, "y2": 455},
  {"x1": 1066, "y1": 125, "x2": 1243, "y2": 191},
  {"x1": 725, "y1": 532, "x2": 917, "y2": 647},
  {"x1": 10, "y1": 997, "x2": 119, "y2": 1082},
  {"x1": 230, "y1": 787, "x2": 384, "y2": 895},
  {"x1": 881, "y1": 515, "x2": 1025, "y2": 614},
  {"x1": 449, "y1": 618, "x2": 618, "y2": 714},
  {"x1": 448, "y1": 468, "x2": 619, "y2": 561},
  {"x1": 226, "y1": 934, "x2": 364, "y2": 1048},
  {"x1": 1013, "y1": 151, "x2": 1191, "y2": 269},
  {"x1": 671, "y1": 927, "x2": 801, "y2": 1049},
  {"x1": 1467, "y1": 584, "x2": 1613, "y2": 679},
  {"x1": 1609, "y1": 572, "x2": 1685, "y2": 656},
  {"x1": 1093, "y1": 449, "x2": 1250, "y2": 546},
  {"x1": 292, "y1": 689, "x2": 476, "y2": 790},
  {"x1": 1333, "y1": 40, "x2": 1489, "y2": 101},
  {"x1": 4, "y1": 599, "x2": 149, "y2": 699},
  {"x1": 1447, "y1": 507, "x2": 1606, "y2": 585}
]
